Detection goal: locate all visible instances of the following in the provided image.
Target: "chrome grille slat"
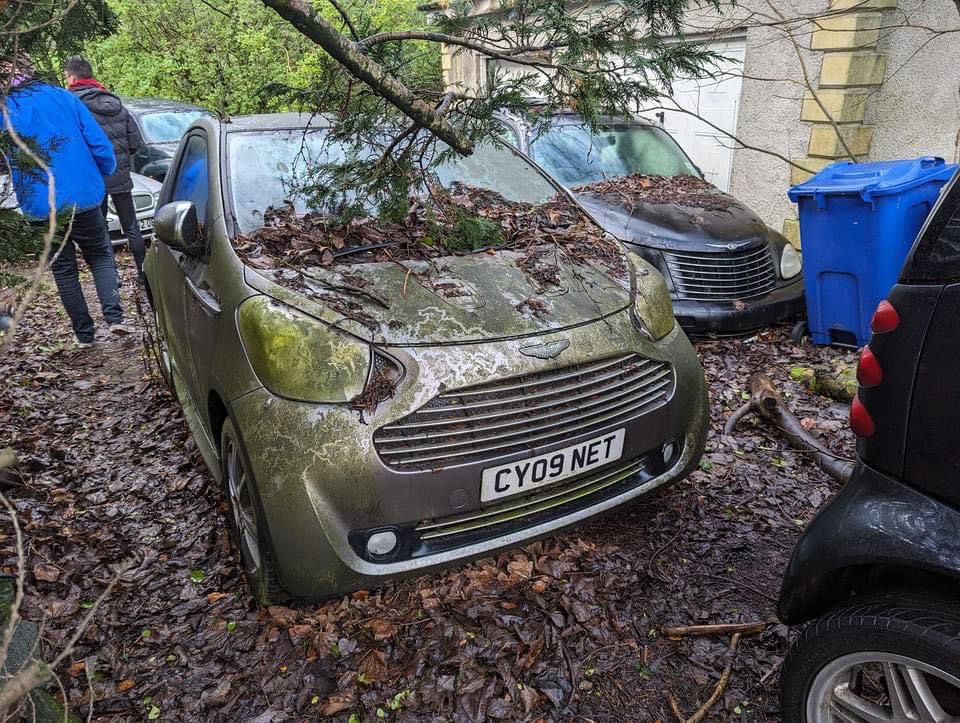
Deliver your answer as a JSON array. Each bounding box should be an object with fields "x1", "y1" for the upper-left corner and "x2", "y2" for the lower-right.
[
  {"x1": 381, "y1": 364, "x2": 669, "y2": 437},
  {"x1": 377, "y1": 369, "x2": 671, "y2": 444},
  {"x1": 418, "y1": 359, "x2": 660, "y2": 414},
  {"x1": 379, "y1": 377, "x2": 671, "y2": 457},
  {"x1": 665, "y1": 246, "x2": 776, "y2": 302},
  {"x1": 416, "y1": 459, "x2": 644, "y2": 541},
  {"x1": 374, "y1": 354, "x2": 674, "y2": 470}
]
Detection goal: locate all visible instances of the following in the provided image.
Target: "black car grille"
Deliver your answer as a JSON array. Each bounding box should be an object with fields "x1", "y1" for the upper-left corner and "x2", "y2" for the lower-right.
[
  {"x1": 133, "y1": 193, "x2": 154, "y2": 212},
  {"x1": 373, "y1": 354, "x2": 674, "y2": 471},
  {"x1": 665, "y1": 246, "x2": 776, "y2": 301}
]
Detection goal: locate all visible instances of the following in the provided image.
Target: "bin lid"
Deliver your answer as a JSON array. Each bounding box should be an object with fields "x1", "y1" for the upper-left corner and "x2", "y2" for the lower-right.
[{"x1": 788, "y1": 157, "x2": 957, "y2": 202}]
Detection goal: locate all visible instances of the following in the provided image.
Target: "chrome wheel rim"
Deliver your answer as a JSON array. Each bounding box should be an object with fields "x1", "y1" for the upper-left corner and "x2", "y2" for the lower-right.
[
  {"x1": 224, "y1": 437, "x2": 261, "y2": 574},
  {"x1": 808, "y1": 651, "x2": 960, "y2": 722}
]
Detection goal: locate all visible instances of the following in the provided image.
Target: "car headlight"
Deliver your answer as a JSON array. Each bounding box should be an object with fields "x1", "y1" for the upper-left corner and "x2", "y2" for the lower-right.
[
  {"x1": 629, "y1": 254, "x2": 675, "y2": 340},
  {"x1": 152, "y1": 191, "x2": 160, "y2": 208},
  {"x1": 780, "y1": 243, "x2": 802, "y2": 280},
  {"x1": 106, "y1": 198, "x2": 117, "y2": 216},
  {"x1": 237, "y1": 296, "x2": 371, "y2": 403}
]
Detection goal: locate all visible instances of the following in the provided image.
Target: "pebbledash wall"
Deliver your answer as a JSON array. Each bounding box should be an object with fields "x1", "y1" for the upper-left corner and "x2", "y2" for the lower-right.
[{"x1": 437, "y1": 0, "x2": 960, "y2": 247}]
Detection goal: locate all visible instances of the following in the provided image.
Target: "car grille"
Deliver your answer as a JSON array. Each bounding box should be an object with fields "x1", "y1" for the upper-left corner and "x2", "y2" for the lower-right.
[
  {"x1": 665, "y1": 246, "x2": 776, "y2": 301},
  {"x1": 133, "y1": 193, "x2": 154, "y2": 212},
  {"x1": 415, "y1": 456, "x2": 650, "y2": 544},
  {"x1": 373, "y1": 353, "x2": 674, "y2": 471}
]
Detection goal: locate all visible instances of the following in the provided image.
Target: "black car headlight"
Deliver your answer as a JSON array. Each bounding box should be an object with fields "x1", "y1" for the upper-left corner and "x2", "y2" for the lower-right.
[
  {"x1": 780, "y1": 243, "x2": 802, "y2": 280},
  {"x1": 237, "y1": 296, "x2": 371, "y2": 403}
]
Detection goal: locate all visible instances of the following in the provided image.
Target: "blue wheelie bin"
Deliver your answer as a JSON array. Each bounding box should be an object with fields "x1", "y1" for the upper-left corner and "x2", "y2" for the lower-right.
[{"x1": 788, "y1": 157, "x2": 957, "y2": 347}]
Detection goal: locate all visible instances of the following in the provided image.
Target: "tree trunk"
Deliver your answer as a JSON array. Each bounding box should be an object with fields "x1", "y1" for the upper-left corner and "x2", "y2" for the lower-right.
[{"x1": 259, "y1": 0, "x2": 474, "y2": 155}]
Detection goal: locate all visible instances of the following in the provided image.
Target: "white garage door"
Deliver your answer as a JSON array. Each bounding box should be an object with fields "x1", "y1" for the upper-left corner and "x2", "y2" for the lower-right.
[{"x1": 640, "y1": 35, "x2": 746, "y2": 191}]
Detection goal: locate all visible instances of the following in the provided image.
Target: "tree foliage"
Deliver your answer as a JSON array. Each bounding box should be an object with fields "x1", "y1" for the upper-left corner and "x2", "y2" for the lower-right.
[{"x1": 84, "y1": 0, "x2": 440, "y2": 115}]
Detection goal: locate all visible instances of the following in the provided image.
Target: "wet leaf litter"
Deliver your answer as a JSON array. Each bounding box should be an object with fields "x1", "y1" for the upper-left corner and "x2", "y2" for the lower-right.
[{"x1": 0, "y1": 253, "x2": 857, "y2": 721}]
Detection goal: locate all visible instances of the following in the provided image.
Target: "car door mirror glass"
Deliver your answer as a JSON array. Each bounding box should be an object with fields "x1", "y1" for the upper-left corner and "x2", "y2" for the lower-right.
[{"x1": 155, "y1": 201, "x2": 204, "y2": 256}]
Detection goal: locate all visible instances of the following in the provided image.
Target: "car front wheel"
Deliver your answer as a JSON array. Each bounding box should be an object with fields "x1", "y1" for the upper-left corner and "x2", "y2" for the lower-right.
[
  {"x1": 781, "y1": 593, "x2": 960, "y2": 722},
  {"x1": 220, "y1": 417, "x2": 287, "y2": 605}
]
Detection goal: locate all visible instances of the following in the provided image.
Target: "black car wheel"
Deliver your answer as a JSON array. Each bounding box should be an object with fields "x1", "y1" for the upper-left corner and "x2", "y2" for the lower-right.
[
  {"x1": 782, "y1": 593, "x2": 960, "y2": 722},
  {"x1": 220, "y1": 417, "x2": 287, "y2": 605}
]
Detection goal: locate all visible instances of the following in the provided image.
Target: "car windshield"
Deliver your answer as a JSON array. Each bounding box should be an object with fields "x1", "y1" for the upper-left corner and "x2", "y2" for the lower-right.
[
  {"x1": 529, "y1": 123, "x2": 699, "y2": 187},
  {"x1": 140, "y1": 110, "x2": 209, "y2": 143},
  {"x1": 226, "y1": 129, "x2": 560, "y2": 235}
]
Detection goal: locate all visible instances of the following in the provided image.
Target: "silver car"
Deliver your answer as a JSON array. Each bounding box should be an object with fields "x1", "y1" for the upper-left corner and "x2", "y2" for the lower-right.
[{"x1": 106, "y1": 172, "x2": 161, "y2": 246}]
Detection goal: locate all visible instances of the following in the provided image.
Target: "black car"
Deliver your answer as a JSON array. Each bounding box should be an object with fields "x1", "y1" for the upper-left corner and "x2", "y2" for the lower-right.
[
  {"x1": 497, "y1": 112, "x2": 805, "y2": 335},
  {"x1": 778, "y1": 168, "x2": 960, "y2": 721},
  {"x1": 123, "y1": 97, "x2": 211, "y2": 181}
]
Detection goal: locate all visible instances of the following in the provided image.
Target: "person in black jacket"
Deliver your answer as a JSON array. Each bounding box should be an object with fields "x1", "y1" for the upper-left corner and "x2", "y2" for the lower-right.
[{"x1": 64, "y1": 56, "x2": 146, "y2": 281}]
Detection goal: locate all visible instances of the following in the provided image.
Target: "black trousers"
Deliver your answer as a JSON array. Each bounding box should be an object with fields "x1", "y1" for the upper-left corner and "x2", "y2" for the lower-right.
[
  {"x1": 49, "y1": 207, "x2": 123, "y2": 343},
  {"x1": 102, "y1": 191, "x2": 145, "y2": 275}
]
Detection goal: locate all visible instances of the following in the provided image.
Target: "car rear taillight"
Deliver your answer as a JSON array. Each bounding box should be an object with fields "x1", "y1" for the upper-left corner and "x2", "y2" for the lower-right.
[
  {"x1": 871, "y1": 300, "x2": 900, "y2": 333},
  {"x1": 850, "y1": 396, "x2": 876, "y2": 437},
  {"x1": 856, "y1": 345, "x2": 882, "y2": 387}
]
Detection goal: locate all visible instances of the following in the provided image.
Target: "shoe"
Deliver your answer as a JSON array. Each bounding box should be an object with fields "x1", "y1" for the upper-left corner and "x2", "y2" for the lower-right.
[
  {"x1": 76, "y1": 339, "x2": 94, "y2": 349},
  {"x1": 108, "y1": 323, "x2": 134, "y2": 336}
]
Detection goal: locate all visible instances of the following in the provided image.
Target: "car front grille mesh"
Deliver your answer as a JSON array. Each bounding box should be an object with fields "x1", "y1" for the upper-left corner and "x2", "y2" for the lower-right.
[
  {"x1": 665, "y1": 246, "x2": 776, "y2": 301},
  {"x1": 373, "y1": 353, "x2": 674, "y2": 471},
  {"x1": 133, "y1": 193, "x2": 154, "y2": 212}
]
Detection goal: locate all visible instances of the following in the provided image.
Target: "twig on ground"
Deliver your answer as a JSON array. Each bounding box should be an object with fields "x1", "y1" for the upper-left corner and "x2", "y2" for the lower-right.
[
  {"x1": 662, "y1": 621, "x2": 769, "y2": 638},
  {"x1": 685, "y1": 633, "x2": 742, "y2": 723},
  {"x1": 667, "y1": 692, "x2": 684, "y2": 722}
]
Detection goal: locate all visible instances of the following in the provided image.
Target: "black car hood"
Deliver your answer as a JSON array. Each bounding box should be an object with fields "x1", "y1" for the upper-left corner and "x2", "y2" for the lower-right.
[
  {"x1": 575, "y1": 190, "x2": 770, "y2": 250},
  {"x1": 146, "y1": 142, "x2": 178, "y2": 156}
]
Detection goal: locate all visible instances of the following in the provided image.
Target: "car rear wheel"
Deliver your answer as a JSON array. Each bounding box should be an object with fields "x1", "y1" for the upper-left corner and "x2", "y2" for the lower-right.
[
  {"x1": 781, "y1": 593, "x2": 960, "y2": 722},
  {"x1": 220, "y1": 417, "x2": 287, "y2": 605}
]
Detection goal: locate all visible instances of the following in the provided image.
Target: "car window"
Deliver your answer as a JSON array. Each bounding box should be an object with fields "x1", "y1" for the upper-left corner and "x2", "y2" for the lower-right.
[
  {"x1": 493, "y1": 120, "x2": 522, "y2": 147},
  {"x1": 901, "y1": 169, "x2": 960, "y2": 283},
  {"x1": 139, "y1": 111, "x2": 210, "y2": 143},
  {"x1": 171, "y1": 134, "x2": 209, "y2": 226},
  {"x1": 225, "y1": 129, "x2": 559, "y2": 235},
  {"x1": 529, "y1": 124, "x2": 699, "y2": 186}
]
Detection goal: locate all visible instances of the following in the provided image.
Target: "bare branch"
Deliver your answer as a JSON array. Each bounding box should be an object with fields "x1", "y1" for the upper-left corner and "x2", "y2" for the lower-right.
[
  {"x1": 259, "y1": 0, "x2": 474, "y2": 154},
  {"x1": 326, "y1": 0, "x2": 359, "y2": 41}
]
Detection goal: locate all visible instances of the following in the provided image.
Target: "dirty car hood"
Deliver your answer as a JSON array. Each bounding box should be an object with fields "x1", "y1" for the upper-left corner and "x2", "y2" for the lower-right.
[
  {"x1": 245, "y1": 250, "x2": 630, "y2": 346},
  {"x1": 575, "y1": 191, "x2": 769, "y2": 250}
]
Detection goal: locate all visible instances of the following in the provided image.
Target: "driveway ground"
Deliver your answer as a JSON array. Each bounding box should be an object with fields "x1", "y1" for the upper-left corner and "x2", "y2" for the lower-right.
[{"x1": 0, "y1": 254, "x2": 856, "y2": 721}]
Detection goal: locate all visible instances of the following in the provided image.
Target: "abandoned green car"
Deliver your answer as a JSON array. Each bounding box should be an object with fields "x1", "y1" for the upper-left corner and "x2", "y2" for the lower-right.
[{"x1": 144, "y1": 113, "x2": 709, "y2": 603}]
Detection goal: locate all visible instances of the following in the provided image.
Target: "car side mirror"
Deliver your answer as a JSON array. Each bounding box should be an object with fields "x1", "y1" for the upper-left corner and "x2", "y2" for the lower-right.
[{"x1": 155, "y1": 201, "x2": 204, "y2": 257}]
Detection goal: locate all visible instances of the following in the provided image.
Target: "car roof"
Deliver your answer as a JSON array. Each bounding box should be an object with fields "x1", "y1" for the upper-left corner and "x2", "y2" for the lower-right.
[
  {"x1": 539, "y1": 110, "x2": 658, "y2": 128},
  {"x1": 219, "y1": 112, "x2": 334, "y2": 132},
  {"x1": 121, "y1": 97, "x2": 209, "y2": 114}
]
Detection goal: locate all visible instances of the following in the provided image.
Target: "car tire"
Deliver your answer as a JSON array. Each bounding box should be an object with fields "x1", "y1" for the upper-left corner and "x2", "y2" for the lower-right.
[
  {"x1": 781, "y1": 592, "x2": 960, "y2": 722},
  {"x1": 220, "y1": 417, "x2": 289, "y2": 606},
  {"x1": 151, "y1": 305, "x2": 175, "y2": 394}
]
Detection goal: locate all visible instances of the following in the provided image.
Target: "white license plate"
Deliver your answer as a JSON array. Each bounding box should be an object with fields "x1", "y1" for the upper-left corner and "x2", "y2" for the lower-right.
[
  {"x1": 139, "y1": 219, "x2": 154, "y2": 231},
  {"x1": 480, "y1": 428, "x2": 625, "y2": 503}
]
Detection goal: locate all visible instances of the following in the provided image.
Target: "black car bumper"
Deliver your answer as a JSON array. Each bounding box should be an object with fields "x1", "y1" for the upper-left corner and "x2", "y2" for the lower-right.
[
  {"x1": 673, "y1": 277, "x2": 805, "y2": 335},
  {"x1": 778, "y1": 461, "x2": 960, "y2": 625}
]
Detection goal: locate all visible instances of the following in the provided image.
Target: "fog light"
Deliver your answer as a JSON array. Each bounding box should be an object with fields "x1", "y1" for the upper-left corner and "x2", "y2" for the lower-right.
[
  {"x1": 366, "y1": 530, "x2": 398, "y2": 557},
  {"x1": 662, "y1": 440, "x2": 678, "y2": 466}
]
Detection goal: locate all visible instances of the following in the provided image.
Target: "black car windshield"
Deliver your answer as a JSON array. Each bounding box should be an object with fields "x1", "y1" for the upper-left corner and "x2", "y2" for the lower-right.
[
  {"x1": 529, "y1": 123, "x2": 699, "y2": 187},
  {"x1": 226, "y1": 129, "x2": 560, "y2": 235},
  {"x1": 140, "y1": 110, "x2": 210, "y2": 143}
]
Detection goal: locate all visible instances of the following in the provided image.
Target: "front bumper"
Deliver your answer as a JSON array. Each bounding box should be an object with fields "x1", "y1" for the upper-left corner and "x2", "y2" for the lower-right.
[
  {"x1": 227, "y1": 316, "x2": 709, "y2": 600},
  {"x1": 778, "y1": 461, "x2": 960, "y2": 625},
  {"x1": 673, "y1": 277, "x2": 805, "y2": 336},
  {"x1": 108, "y1": 214, "x2": 155, "y2": 247}
]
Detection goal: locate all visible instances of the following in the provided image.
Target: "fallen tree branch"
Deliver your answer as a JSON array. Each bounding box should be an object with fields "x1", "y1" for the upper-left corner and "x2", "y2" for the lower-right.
[
  {"x1": 687, "y1": 633, "x2": 741, "y2": 723},
  {"x1": 662, "y1": 621, "x2": 769, "y2": 638},
  {"x1": 724, "y1": 373, "x2": 855, "y2": 483}
]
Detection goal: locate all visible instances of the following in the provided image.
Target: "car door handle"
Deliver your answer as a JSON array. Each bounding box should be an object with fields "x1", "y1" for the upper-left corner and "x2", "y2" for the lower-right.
[{"x1": 185, "y1": 276, "x2": 221, "y2": 316}]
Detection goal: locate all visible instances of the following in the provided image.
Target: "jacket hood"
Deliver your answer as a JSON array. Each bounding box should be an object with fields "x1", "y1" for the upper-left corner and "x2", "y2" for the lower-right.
[
  {"x1": 575, "y1": 190, "x2": 770, "y2": 251},
  {"x1": 244, "y1": 250, "x2": 631, "y2": 346},
  {"x1": 73, "y1": 87, "x2": 124, "y2": 117}
]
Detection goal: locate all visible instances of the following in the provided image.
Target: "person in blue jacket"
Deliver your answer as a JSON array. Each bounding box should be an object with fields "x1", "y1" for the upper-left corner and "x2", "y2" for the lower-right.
[{"x1": 3, "y1": 60, "x2": 131, "y2": 348}]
